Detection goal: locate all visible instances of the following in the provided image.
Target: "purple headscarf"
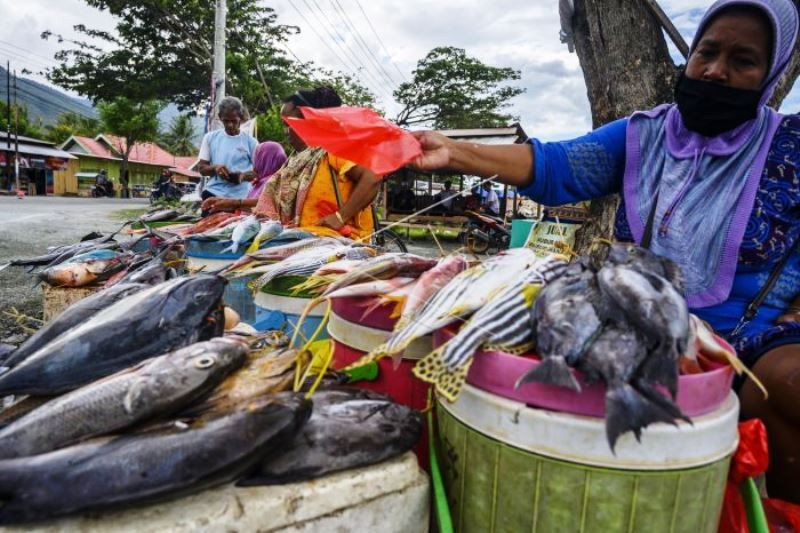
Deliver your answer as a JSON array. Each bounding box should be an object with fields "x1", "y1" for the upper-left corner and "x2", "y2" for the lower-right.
[
  {"x1": 247, "y1": 141, "x2": 287, "y2": 199},
  {"x1": 623, "y1": 0, "x2": 798, "y2": 308}
]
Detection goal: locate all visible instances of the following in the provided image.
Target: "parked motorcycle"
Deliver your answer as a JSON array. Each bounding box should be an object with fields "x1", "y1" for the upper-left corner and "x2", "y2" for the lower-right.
[
  {"x1": 149, "y1": 182, "x2": 183, "y2": 204},
  {"x1": 90, "y1": 182, "x2": 115, "y2": 198},
  {"x1": 459, "y1": 210, "x2": 510, "y2": 255}
]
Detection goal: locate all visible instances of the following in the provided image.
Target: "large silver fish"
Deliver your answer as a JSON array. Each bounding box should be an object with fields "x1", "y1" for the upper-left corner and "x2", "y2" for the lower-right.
[
  {"x1": 0, "y1": 393, "x2": 311, "y2": 524},
  {"x1": 0, "y1": 338, "x2": 248, "y2": 459},
  {"x1": 240, "y1": 388, "x2": 421, "y2": 485},
  {"x1": 3, "y1": 283, "x2": 148, "y2": 370},
  {"x1": 0, "y1": 276, "x2": 227, "y2": 396}
]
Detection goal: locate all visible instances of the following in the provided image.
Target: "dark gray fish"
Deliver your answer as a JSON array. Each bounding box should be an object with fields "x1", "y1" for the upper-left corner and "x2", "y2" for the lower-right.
[
  {"x1": 9, "y1": 238, "x2": 117, "y2": 267},
  {"x1": 3, "y1": 283, "x2": 149, "y2": 370},
  {"x1": 138, "y1": 209, "x2": 180, "y2": 223},
  {"x1": 0, "y1": 276, "x2": 227, "y2": 396},
  {"x1": 0, "y1": 393, "x2": 310, "y2": 524},
  {"x1": 602, "y1": 243, "x2": 685, "y2": 293},
  {"x1": 516, "y1": 263, "x2": 602, "y2": 391},
  {"x1": 578, "y1": 326, "x2": 688, "y2": 451},
  {"x1": 596, "y1": 265, "x2": 689, "y2": 398},
  {"x1": 0, "y1": 338, "x2": 248, "y2": 459},
  {"x1": 240, "y1": 388, "x2": 422, "y2": 486}
]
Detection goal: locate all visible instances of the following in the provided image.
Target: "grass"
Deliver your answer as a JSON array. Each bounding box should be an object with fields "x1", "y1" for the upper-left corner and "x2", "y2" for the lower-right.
[{"x1": 112, "y1": 207, "x2": 149, "y2": 222}]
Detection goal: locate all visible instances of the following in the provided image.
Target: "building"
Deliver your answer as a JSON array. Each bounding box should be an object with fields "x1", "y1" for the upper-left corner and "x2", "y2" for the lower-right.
[
  {"x1": 0, "y1": 133, "x2": 77, "y2": 195},
  {"x1": 56, "y1": 134, "x2": 199, "y2": 197}
]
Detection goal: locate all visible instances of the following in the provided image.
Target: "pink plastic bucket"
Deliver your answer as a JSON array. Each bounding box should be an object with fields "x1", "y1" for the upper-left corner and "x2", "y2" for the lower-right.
[{"x1": 433, "y1": 325, "x2": 735, "y2": 418}]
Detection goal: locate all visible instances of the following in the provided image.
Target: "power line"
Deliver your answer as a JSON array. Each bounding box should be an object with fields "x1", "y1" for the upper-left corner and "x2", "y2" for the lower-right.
[
  {"x1": 10, "y1": 86, "x2": 96, "y2": 121},
  {"x1": 0, "y1": 50, "x2": 54, "y2": 73},
  {"x1": 353, "y1": 0, "x2": 408, "y2": 82},
  {"x1": 301, "y1": 0, "x2": 395, "y2": 100},
  {"x1": 328, "y1": 0, "x2": 400, "y2": 88},
  {"x1": 0, "y1": 39, "x2": 60, "y2": 68}
]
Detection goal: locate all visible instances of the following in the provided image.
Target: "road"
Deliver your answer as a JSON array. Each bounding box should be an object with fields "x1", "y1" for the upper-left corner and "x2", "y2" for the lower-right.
[{"x1": 0, "y1": 196, "x2": 148, "y2": 343}]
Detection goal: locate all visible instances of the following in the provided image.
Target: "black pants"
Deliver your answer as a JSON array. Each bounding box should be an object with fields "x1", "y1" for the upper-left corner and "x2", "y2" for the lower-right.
[{"x1": 201, "y1": 190, "x2": 216, "y2": 200}]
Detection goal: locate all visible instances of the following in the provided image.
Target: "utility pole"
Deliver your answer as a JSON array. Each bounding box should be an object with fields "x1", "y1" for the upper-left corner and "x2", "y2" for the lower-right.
[
  {"x1": 13, "y1": 70, "x2": 21, "y2": 199},
  {"x1": 210, "y1": 0, "x2": 227, "y2": 132},
  {"x1": 5, "y1": 61, "x2": 10, "y2": 192}
]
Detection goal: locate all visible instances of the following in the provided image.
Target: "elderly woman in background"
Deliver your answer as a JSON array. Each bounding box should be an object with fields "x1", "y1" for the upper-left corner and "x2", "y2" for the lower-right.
[
  {"x1": 197, "y1": 96, "x2": 258, "y2": 201},
  {"x1": 202, "y1": 141, "x2": 287, "y2": 213},
  {"x1": 254, "y1": 86, "x2": 382, "y2": 240},
  {"x1": 412, "y1": 0, "x2": 800, "y2": 502}
]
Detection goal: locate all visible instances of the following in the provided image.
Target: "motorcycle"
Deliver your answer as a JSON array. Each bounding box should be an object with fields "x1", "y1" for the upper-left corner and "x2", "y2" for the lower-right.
[
  {"x1": 90, "y1": 182, "x2": 115, "y2": 198},
  {"x1": 149, "y1": 182, "x2": 183, "y2": 204},
  {"x1": 459, "y1": 210, "x2": 510, "y2": 255}
]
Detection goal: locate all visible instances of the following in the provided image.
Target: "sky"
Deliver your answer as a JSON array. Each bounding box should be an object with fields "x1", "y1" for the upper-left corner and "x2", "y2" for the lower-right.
[{"x1": 0, "y1": 0, "x2": 797, "y2": 141}]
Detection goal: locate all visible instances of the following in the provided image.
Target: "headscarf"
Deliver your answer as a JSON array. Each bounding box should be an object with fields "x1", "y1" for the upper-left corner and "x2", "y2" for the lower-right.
[
  {"x1": 254, "y1": 147, "x2": 326, "y2": 224},
  {"x1": 623, "y1": 0, "x2": 798, "y2": 308},
  {"x1": 247, "y1": 142, "x2": 287, "y2": 199}
]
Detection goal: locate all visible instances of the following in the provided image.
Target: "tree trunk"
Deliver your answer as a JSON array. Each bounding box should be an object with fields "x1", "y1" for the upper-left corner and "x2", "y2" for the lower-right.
[
  {"x1": 570, "y1": 0, "x2": 677, "y2": 254},
  {"x1": 121, "y1": 144, "x2": 132, "y2": 199}
]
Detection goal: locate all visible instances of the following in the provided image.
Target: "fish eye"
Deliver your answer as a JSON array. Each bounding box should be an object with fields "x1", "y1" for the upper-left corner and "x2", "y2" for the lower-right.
[{"x1": 194, "y1": 356, "x2": 217, "y2": 369}]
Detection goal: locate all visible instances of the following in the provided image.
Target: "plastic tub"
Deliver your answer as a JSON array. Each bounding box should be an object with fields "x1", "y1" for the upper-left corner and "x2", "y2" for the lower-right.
[
  {"x1": 436, "y1": 384, "x2": 737, "y2": 532},
  {"x1": 252, "y1": 276, "x2": 329, "y2": 347},
  {"x1": 185, "y1": 238, "x2": 256, "y2": 325},
  {"x1": 433, "y1": 325, "x2": 735, "y2": 418}
]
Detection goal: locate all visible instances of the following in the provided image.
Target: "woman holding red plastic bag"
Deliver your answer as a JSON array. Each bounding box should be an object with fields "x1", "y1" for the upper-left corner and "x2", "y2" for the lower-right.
[
  {"x1": 253, "y1": 86, "x2": 382, "y2": 240},
  {"x1": 412, "y1": 0, "x2": 800, "y2": 502}
]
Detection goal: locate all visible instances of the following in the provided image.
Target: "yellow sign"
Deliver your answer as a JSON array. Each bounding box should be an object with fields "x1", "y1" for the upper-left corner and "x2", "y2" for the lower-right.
[{"x1": 524, "y1": 219, "x2": 581, "y2": 258}]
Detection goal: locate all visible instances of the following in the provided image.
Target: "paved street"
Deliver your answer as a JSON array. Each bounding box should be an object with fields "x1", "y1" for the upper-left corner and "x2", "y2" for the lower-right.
[{"x1": 0, "y1": 196, "x2": 148, "y2": 342}]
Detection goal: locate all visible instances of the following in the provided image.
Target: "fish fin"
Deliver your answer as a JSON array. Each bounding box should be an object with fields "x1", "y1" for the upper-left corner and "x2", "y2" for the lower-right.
[
  {"x1": 123, "y1": 378, "x2": 150, "y2": 414},
  {"x1": 520, "y1": 283, "x2": 543, "y2": 308},
  {"x1": 514, "y1": 356, "x2": 581, "y2": 392},
  {"x1": 219, "y1": 243, "x2": 235, "y2": 255},
  {"x1": 605, "y1": 383, "x2": 681, "y2": 452},
  {"x1": 412, "y1": 347, "x2": 473, "y2": 402},
  {"x1": 636, "y1": 352, "x2": 679, "y2": 399},
  {"x1": 246, "y1": 236, "x2": 263, "y2": 254},
  {"x1": 343, "y1": 343, "x2": 390, "y2": 371},
  {"x1": 485, "y1": 341, "x2": 535, "y2": 355},
  {"x1": 632, "y1": 379, "x2": 692, "y2": 425}
]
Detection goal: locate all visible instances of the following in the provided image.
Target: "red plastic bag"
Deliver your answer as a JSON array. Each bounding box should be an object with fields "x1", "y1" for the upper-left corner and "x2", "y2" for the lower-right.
[
  {"x1": 764, "y1": 498, "x2": 800, "y2": 532},
  {"x1": 730, "y1": 419, "x2": 769, "y2": 484},
  {"x1": 285, "y1": 106, "x2": 422, "y2": 175}
]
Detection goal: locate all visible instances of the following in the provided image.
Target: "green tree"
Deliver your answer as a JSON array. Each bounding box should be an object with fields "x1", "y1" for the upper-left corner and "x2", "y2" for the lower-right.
[
  {"x1": 45, "y1": 112, "x2": 101, "y2": 145},
  {"x1": 42, "y1": 0, "x2": 297, "y2": 115},
  {"x1": 0, "y1": 101, "x2": 44, "y2": 139},
  {"x1": 394, "y1": 46, "x2": 524, "y2": 129},
  {"x1": 98, "y1": 97, "x2": 163, "y2": 197},
  {"x1": 160, "y1": 114, "x2": 197, "y2": 156}
]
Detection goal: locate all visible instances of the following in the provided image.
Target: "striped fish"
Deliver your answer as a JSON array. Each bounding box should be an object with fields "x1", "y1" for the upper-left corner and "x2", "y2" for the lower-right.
[{"x1": 412, "y1": 256, "x2": 568, "y2": 401}]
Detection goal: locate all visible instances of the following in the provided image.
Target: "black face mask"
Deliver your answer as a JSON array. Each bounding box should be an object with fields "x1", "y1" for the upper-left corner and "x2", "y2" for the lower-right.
[{"x1": 674, "y1": 73, "x2": 762, "y2": 137}]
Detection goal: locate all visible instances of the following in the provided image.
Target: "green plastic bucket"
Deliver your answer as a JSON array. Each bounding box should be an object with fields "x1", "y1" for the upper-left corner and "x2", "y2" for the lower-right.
[{"x1": 435, "y1": 385, "x2": 737, "y2": 533}]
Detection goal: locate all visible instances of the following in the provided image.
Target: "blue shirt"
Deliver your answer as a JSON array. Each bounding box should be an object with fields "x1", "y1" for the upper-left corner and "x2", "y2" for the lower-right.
[
  {"x1": 198, "y1": 129, "x2": 258, "y2": 198},
  {"x1": 517, "y1": 116, "x2": 800, "y2": 359}
]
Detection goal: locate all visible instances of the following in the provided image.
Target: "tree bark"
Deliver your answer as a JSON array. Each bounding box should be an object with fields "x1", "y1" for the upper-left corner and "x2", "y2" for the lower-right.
[{"x1": 570, "y1": 0, "x2": 677, "y2": 254}]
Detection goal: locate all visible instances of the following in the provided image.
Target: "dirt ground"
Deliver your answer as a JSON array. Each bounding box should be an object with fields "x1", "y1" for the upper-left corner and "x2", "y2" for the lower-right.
[{"x1": 0, "y1": 196, "x2": 149, "y2": 345}]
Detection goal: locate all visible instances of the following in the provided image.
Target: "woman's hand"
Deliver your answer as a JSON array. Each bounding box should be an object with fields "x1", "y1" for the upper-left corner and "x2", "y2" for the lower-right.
[
  {"x1": 411, "y1": 131, "x2": 452, "y2": 170},
  {"x1": 317, "y1": 213, "x2": 344, "y2": 231},
  {"x1": 202, "y1": 197, "x2": 239, "y2": 213},
  {"x1": 214, "y1": 165, "x2": 230, "y2": 179}
]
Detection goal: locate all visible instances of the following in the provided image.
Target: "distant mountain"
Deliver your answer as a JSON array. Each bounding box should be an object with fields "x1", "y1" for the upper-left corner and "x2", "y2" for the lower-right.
[{"x1": 0, "y1": 66, "x2": 96, "y2": 126}]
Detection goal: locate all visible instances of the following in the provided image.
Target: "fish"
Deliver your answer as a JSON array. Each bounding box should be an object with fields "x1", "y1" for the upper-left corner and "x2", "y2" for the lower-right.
[
  {"x1": 246, "y1": 245, "x2": 371, "y2": 292},
  {"x1": 0, "y1": 338, "x2": 248, "y2": 459},
  {"x1": 0, "y1": 393, "x2": 311, "y2": 524},
  {"x1": 39, "y1": 255, "x2": 128, "y2": 287},
  {"x1": 577, "y1": 325, "x2": 688, "y2": 451},
  {"x1": 596, "y1": 265, "x2": 689, "y2": 398},
  {"x1": 3, "y1": 283, "x2": 149, "y2": 370},
  {"x1": 318, "y1": 254, "x2": 438, "y2": 297},
  {"x1": 416, "y1": 258, "x2": 568, "y2": 401},
  {"x1": 395, "y1": 255, "x2": 470, "y2": 330},
  {"x1": 515, "y1": 261, "x2": 603, "y2": 392},
  {"x1": 137, "y1": 208, "x2": 180, "y2": 223},
  {"x1": 184, "y1": 348, "x2": 305, "y2": 415},
  {"x1": 246, "y1": 220, "x2": 284, "y2": 253},
  {"x1": 0, "y1": 275, "x2": 227, "y2": 396},
  {"x1": 185, "y1": 212, "x2": 239, "y2": 234},
  {"x1": 363, "y1": 249, "x2": 543, "y2": 365},
  {"x1": 239, "y1": 388, "x2": 422, "y2": 486},
  {"x1": 601, "y1": 243, "x2": 685, "y2": 293},
  {"x1": 221, "y1": 237, "x2": 343, "y2": 273},
  {"x1": 220, "y1": 215, "x2": 262, "y2": 254},
  {"x1": 61, "y1": 248, "x2": 121, "y2": 264},
  {"x1": 324, "y1": 277, "x2": 417, "y2": 300},
  {"x1": 0, "y1": 396, "x2": 53, "y2": 430},
  {"x1": 8, "y1": 235, "x2": 117, "y2": 267}
]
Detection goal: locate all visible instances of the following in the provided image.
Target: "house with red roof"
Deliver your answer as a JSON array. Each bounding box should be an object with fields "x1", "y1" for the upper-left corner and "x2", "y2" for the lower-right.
[{"x1": 55, "y1": 134, "x2": 199, "y2": 197}]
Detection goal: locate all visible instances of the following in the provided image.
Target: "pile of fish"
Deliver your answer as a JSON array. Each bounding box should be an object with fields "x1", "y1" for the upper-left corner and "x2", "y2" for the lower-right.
[{"x1": 0, "y1": 271, "x2": 421, "y2": 524}]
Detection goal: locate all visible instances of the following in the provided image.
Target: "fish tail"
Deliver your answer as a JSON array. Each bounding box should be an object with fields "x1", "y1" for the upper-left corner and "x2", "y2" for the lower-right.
[
  {"x1": 220, "y1": 243, "x2": 235, "y2": 255},
  {"x1": 246, "y1": 236, "x2": 263, "y2": 254},
  {"x1": 343, "y1": 343, "x2": 391, "y2": 371},
  {"x1": 632, "y1": 378, "x2": 691, "y2": 425},
  {"x1": 605, "y1": 383, "x2": 680, "y2": 452},
  {"x1": 412, "y1": 347, "x2": 472, "y2": 402},
  {"x1": 514, "y1": 356, "x2": 581, "y2": 391},
  {"x1": 636, "y1": 352, "x2": 680, "y2": 399}
]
